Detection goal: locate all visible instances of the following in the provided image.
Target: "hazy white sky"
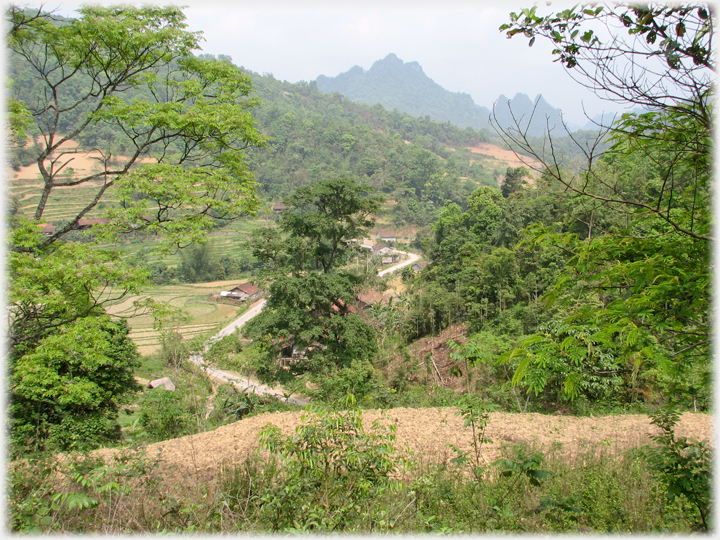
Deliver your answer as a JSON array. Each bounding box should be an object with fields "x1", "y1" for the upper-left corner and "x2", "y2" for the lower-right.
[{"x1": 49, "y1": 0, "x2": 632, "y2": 125}]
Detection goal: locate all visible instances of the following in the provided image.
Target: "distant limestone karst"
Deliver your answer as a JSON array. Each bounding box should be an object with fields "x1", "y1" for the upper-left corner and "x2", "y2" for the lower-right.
[{"x1": 316, "y1": 53, "x2": 569, "y2": 136}]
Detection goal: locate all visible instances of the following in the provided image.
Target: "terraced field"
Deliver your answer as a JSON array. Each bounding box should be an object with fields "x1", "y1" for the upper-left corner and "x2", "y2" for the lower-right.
[{"x1": 105, "y1": 280, "x2": 253, "y2": 355}]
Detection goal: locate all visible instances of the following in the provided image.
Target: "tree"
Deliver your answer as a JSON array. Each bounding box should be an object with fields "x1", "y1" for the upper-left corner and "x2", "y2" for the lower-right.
[
  {"x1": 266, "y1": 177, "x2": 383, "y2": 274},
  {"x1": 257, "y1": 406, "x2": 399, "y2": 531},
  {"x1": 6, "y1": 5, "x2": 264, "y2": 454},
  {"x1": 497, "y1": 4, "x2": 712, "y2": 406},
  {"x1": 500, "y1": 5, "x2": 712, "y2": 122},
  {"x1": 8, "y1": 4, "x2": 264, "y2": 249},
  {"x1": 244, "y1": 178, "x2": 382, "y2": 393},
  {"x1": 10, "y1": 316, "x2": 140, "y2": 453},
  {"x1": 501, "y1": 166, "x2": 528, "y2": 198},
  {"x1": 496, "y1": 5, "x2": 712, "y2": 241}
]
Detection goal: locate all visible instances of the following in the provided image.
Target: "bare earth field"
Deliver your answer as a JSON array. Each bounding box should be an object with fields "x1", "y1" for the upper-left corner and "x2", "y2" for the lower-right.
[
  {"x1": 95, "y1": 408, "x2": 712, "y2": 489},
  {"x1": 467, "y1": 143, "x2": 542, "y2": 172}
]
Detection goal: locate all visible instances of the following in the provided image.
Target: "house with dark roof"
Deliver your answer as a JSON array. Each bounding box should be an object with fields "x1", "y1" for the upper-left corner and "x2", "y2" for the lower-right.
[
  {"x1": 372, "y1": 242, "x2": 392, "y2": 256},
  {"x1": 412, "y1": 261, "x2": 431, "y2": 271}
]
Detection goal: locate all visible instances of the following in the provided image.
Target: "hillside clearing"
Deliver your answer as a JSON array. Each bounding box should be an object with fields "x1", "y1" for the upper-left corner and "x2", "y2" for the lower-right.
[{"x1": 93, "y1": 408, "x2": 712, "y2": 490}]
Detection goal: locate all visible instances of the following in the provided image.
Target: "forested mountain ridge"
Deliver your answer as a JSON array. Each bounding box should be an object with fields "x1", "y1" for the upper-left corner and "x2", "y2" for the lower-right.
[
  {"x1": 315, "y1": 52, "x2": 568, "y2": 136},
  {"x1": 243, "y1": 70, "x2": 499, "y2": 226},
  {"x1": 215, "y1": 65, "x2": 606, "y2": 227},
  {"x1": 8, "y1": 50, "x2": 553, "y2": 229}
]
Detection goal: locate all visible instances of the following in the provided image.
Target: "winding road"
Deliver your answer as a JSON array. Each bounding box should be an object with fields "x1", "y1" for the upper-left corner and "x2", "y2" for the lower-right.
[{"x1": 190, "y1": 248, "x2": 421, "y2": 406}]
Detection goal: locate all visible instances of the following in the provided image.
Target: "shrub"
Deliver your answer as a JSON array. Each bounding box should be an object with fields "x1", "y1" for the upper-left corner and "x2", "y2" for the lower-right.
[
  {"x1": 644, "y1": 408, "x2": 712, "y2": 530},
  {"x1": 256, "y1": 401, "x2": 401, "y2": 531},
  {"x1": 137, "y1": 388, "x2": 188, "y2": 442}
]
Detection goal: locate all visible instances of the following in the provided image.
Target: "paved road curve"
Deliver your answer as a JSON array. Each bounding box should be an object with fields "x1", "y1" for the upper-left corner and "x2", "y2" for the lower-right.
[
  {"x1": 190, "y1": 248, "x2": 422, "y2": 406},
  {"x1": 378, "y1": 249, "x2": 420, "y2": 277}
]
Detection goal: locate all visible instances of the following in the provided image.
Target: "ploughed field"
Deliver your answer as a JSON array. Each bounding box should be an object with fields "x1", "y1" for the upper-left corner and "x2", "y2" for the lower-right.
[{"x1": 96, "y1": 408, "x2": 711, "y2": 488}]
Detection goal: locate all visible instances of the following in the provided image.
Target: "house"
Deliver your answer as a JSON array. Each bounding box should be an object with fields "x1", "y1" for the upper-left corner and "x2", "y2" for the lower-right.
[
  {"x1": 271, "y1": 201, "x2": 288, "y2": 214},
  {"x1": 77, "y1": 218, "x2": 110, "y2": 228},
  {"x1": 381, "y1": 255, "x2": 399, "y2": 265},
  {"x1": 213, "y1": 282, "x2": 262, "y2": 305},
  {"x1": 38, "y1": 223, "x2": 55, "y2": 236},
  {"x1": 223, "y1": 282, "x2": 260, "y2": 302},
  {"x1": 412, "y1": 261, "x2": 431, "y2": 271},
  {"x1": 376, "y1": 230, "x2": 397, "y2": 243},
  {"x1": 148, "y1": 377, "x2": 175, "y2": 391},
  {"x1": 355, "y1": 290, "x2": 386, "y2": 310},
  {"x1": 372, "y1": 242, "x2": 392, "y2": 256},
  {"x1": 358, "y1": 239, "x2": 375, "y2": 251}
]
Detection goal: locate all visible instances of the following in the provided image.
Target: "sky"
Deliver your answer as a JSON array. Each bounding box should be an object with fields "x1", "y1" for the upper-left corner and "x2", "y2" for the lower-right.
[{"x1": 43, "y1": 1, "x2": 631, "y2": 126}]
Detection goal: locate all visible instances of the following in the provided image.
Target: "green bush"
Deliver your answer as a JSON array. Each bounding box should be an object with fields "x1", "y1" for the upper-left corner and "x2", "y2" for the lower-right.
[
  {"x1": 137, "y1": 388, "x2": 188, "y2": 442},
  {"x1": 256, "y1": 402, "x2": 402, "y2": 531},
  {"x1": 46, "y1": 412, "x2": 122, "y2": 452},
  {"x1": 8, "y1": 449, "x2": 164, "y2": 534},
  {"x1": 644, "y1": 408, "x2": 712, "y2": 531}
]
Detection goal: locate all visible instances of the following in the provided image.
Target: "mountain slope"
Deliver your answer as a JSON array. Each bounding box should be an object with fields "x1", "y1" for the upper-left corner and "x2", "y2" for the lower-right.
[
  {"x1": 492, "y1": 93, "x2": 568, "y2": 136},
  {"x1": 316, "y1": 53, "x2": 570, "y2": 136},
  {"x1": 316, "y1": 53, "x2": 493, "y2": 132}
]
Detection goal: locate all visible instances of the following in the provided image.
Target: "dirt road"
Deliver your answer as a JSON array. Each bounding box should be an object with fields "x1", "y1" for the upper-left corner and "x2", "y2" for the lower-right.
[
  {"x1": 190, "y1": 248, "x2": 422, "y2": 405},
  {"x1": 378, "y1": 249, "x2": 420, "y2": 277}
]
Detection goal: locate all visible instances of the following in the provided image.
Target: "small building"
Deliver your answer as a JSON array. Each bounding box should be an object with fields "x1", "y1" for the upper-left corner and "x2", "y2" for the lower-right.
[
  {"x1": 77, "y1": 218, "x2": 110, "y2": 229},
  {"x1": 381, "y1": 255, "x2": 399, "y2": 265},
  {"x1": 412, "y1": 261, "x2": 431, "y2": 271},
  {"x1": 271, "y1": 201, "x2": 288, "y2": 214},
  {"x1": 372, "y1": 242, "x2": 392, "y2": 256},
  {"x1": 148, "y1": 377, "x2": 175, "y2": 391},
  {"x1": 222, "y1": 282, "x2": 260, "y2": 302},
  {"x1": 376, "y1": 230, "x2": 397, "y2": 243},
  {"x1": 356, "y1": 290, "x2": 387, "y2": 310},
  {"x1": 359, "y1": 239, "x2": 375, "y2": 251}
]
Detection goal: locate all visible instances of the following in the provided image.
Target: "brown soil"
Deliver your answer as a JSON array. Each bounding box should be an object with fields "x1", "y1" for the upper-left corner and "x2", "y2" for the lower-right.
[
  {"x1": 95, "y1": 408, "x2": 712, "y2": 491},
  {"x1": 8, "y1": 139, "x2": 155, "y2": 181},
  {"x1": 467, "y1": 143, "x2": 542, "y2": 170},
  {"x1": 405, "y1": 324, "x2": 468, "y2": 391}
]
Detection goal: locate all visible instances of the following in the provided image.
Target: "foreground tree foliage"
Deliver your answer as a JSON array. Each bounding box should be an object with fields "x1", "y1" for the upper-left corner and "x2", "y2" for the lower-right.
[
  {"x1": 494, "y1": 4, "x2": 712, "y2": 409},
  {"x1": 7, "y1": 4, "x2": 264, "y2": 455}
]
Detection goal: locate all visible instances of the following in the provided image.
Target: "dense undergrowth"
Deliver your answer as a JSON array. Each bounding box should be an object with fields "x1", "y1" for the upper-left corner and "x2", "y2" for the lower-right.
[{"x1": 8, "y1": 405, "x2": 710, "y2": 534}]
